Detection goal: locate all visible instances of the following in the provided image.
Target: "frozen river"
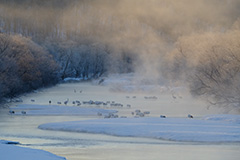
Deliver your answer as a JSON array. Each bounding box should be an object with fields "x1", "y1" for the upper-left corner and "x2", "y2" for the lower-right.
[{"x1": 0, "y1": 81, "x2": 240, "y2": 160}]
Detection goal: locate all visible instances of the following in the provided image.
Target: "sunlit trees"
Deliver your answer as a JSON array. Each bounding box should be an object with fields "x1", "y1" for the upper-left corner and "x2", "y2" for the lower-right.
[
  {"x1": 0, "y1": 33, "x2": 58, "y2": 99},
  {"x1": 0, "y1": 33, "x2": 21, "y2": 98},
  {"x1": 166, "y1": 28, "x2": 240, "y2": 109},
  {"x1": 191, "y1": 31, "x2": 240, "y2": 109},
  {"x1": 0, "y1": 33, "x2": 10, "y2": 57}
]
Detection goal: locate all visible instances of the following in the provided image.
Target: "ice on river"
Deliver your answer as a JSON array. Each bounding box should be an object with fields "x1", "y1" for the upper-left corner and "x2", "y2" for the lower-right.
[
  {"x1": 0, "y1": 140, "x2": 66, "y2": 160},
  {"x1": 39, "y1": 115, "x2": 240, "y2": 142}
]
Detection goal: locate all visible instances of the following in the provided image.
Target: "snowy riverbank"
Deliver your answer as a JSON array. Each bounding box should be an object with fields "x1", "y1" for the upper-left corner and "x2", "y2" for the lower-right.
[{"x1": 0, "y1": 140, "x2": 66, "y2": 160}]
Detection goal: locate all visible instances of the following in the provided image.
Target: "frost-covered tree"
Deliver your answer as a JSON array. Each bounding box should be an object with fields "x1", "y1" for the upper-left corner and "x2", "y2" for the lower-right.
[
  {"x1": 166, "y1": 26, "x2": 240, "y2": 109},
  {"x1": 0, "y1": 33, "x2": 58, "y2": 99},
  {"x1": 44, "y1": 40, "x2": 111, "y2": 80}
]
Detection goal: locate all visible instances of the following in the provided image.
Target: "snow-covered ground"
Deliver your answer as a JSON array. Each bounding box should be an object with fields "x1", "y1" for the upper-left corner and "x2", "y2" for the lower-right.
[
  {"x1": 39, "y1": 115, "x2": 240, "y2": 142},
  {"x1": 203, "y1": 114, "x2": 240, "y2": 124},
  {"x1": 0, "y1": 140, "x2": 66, "y2": 160}
]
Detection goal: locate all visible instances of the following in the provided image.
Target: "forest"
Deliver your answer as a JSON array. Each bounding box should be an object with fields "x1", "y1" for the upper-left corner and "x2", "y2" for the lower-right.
[{"x1": 0, "y1": 0, "x2": 240, "y2": 109}]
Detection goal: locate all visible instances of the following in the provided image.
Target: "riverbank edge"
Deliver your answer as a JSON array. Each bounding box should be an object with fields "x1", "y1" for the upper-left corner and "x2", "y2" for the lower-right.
[{"x1": 0, "y1": 140, "x2": 66, "y2": 160}]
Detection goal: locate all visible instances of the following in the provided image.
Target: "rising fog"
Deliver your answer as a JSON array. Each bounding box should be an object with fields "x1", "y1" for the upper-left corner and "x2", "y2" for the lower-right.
[{"x1": 61, "y1": 0, "x2": 240, "y2": 79}]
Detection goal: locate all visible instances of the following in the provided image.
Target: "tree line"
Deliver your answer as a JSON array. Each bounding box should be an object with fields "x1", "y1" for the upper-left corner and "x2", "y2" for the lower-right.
[
  {"x1": 0, "y1": 0, "x2": 135, "y2": 100},
  {"x1": 0, "y1": 32, "x2": 134, "y2": 100},
  {"x1": 163, "y1": 21, "x2": 240, "y2": 109},
  {"x1": 0, "y1": 33, "x2": 58, "y2": 99}
]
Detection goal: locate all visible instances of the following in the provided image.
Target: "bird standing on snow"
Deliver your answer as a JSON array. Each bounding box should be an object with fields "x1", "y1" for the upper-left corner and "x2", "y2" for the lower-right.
[{"x1": 64, "y1": 99, "x2": 69, "y2": 105}]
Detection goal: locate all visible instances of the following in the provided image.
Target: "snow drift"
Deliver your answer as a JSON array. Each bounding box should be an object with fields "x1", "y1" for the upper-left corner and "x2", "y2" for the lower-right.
[{"x1": 38, "y1": 115, "x2": 240, "y2": 142}]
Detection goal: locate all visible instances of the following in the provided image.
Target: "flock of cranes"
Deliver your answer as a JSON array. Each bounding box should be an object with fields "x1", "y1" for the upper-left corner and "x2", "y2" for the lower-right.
[{"x1": 9, "y1": 89, "x2": 193, "y2": 118}]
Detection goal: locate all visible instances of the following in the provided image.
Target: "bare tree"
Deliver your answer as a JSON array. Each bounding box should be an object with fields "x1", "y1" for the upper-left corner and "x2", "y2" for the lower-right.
[
  {"x1": 0, "y1": 33, "x2": 58, "y2": 100},
  {"x1": 167, "y1": 30, "x2": 240, "y2": 109},
  {"x1": 0, "y1": 33, "x2": 10, "y2": 57}
]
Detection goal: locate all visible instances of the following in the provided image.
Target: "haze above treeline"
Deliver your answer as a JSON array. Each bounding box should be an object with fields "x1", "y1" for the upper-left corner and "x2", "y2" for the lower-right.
[{"x1": 0, "y1": 0, "x2": 240, "y2": 110}]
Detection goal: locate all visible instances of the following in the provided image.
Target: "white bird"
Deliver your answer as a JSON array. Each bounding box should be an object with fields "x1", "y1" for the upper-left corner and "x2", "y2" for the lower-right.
[
  {"x1": 188, "y1": 114, "x2": 193, "y2": 118},
  {"x1": 135, "y1": 109, "x2": 141, "y2": 113},
  {"x1": 139, "y1": 113, "x2": 144, "y2": 117},
  {"x1": 144, "y1": 111, "x2": 150, "y2": 115}
]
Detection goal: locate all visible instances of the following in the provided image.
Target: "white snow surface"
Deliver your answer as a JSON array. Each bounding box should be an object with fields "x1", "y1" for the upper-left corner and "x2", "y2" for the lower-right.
[
  {"x1": 0, "y1": 140, "x2": 66, "y2": 160},
  {"x1": 39, "y1": 115, "x2": 240, "y2": 142},
  {"x1": 203, "y1": 114, "x2": 240, "y2": 124},
  {"x1": 10, "y1": 104, "x2": 117, "y2": 116}
]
